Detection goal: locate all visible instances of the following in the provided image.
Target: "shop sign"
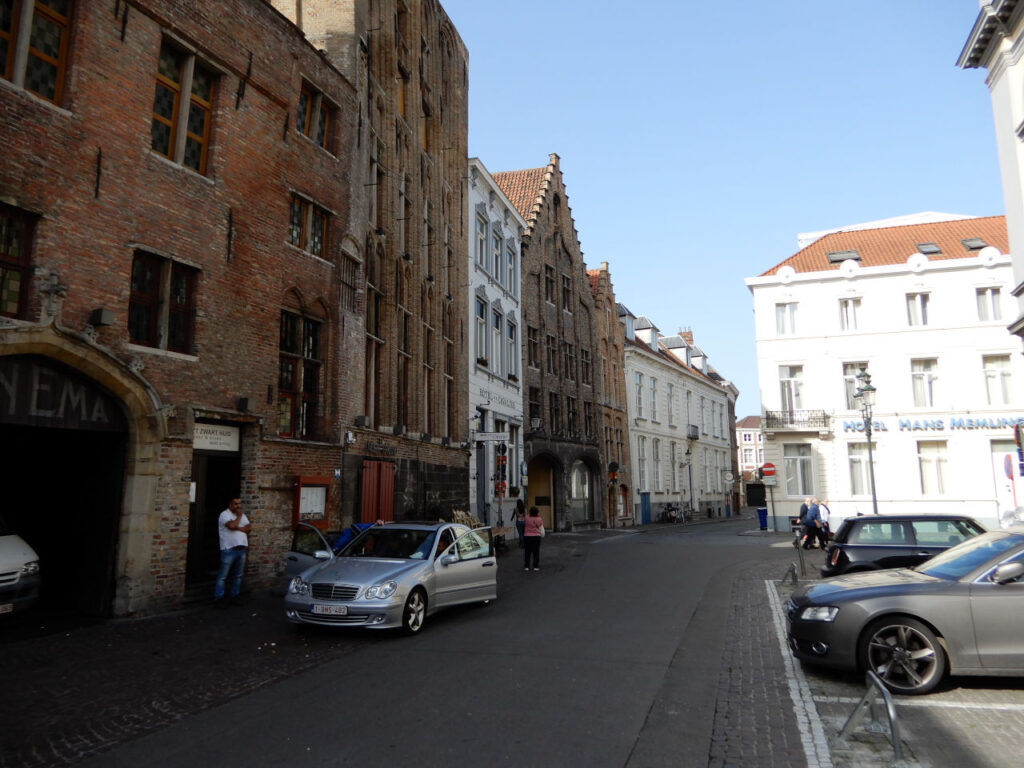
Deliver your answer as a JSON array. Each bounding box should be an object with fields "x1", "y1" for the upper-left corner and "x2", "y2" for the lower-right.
[
  {"x1": 0, "y1": 355, "x2": 127, "y2": 432},
  {"x1": 193, "y1": 423, "x2": 239, "y2": 452}
]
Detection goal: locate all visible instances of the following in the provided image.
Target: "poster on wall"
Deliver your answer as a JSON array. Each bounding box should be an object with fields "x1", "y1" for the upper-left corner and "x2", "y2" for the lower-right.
[{"x1": 293, "y1": 476, "x2": 331, "y2": 530}]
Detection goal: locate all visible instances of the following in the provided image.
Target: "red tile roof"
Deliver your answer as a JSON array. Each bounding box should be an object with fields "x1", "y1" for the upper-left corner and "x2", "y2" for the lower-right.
[
  {"x1": 492, "y1": 167, "x2": 547, "y2": 223},
  {"x1": 736, "y1": 415, "x2": 761, "y2": 429},
  {"x1": 760, "y1": 215, "x2": 1008, "y2": 277}
]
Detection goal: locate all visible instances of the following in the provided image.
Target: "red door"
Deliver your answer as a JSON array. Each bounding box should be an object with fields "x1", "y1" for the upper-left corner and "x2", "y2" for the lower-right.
[{"x1": 360, "y1": 460, "x2": 395, "y2": 522}]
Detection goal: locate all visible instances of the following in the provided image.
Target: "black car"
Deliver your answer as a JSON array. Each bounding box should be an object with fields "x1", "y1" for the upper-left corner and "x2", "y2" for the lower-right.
[{"x1": 821, "y1": 514, "x2": 985, "y2": 578}]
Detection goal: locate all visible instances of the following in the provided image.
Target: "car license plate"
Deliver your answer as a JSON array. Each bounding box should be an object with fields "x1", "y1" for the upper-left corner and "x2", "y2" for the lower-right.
[
  {"x1": 0, "y1": 603, "x2": 12, "y2": 615},
  {"x1": 311, "y1": 604, "x2": 347, "y2": 616}
]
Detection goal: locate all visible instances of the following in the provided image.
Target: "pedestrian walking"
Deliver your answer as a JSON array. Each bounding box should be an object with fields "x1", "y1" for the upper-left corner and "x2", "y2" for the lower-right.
[
  {"x1": 214, "y1": 497, "x2": 251, "y2": 606},
  {"x1": 802, "y1": 499, "x2": 823, "y2": 550},
  {"x1": 523, "y1": 506, "x2": 544, "y2": 571},
  {"x1": 819, "y1": 499, "x2": 832, "y2": 544},
  {"x1": 513, "y1": 498, "x2": 526, "y2": 548}
]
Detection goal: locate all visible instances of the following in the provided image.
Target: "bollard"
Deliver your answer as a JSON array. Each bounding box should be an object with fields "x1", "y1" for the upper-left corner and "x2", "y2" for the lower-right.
[{"x1": 792, "y1": 533, "x2": 807, "y2": 576}]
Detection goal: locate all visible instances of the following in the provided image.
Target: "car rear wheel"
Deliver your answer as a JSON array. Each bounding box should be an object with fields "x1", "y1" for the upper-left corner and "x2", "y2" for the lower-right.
[
  {"x1": 402, "y1": 588, "x2": 427, "y2": 635},
  {"x1": 859, "y1": 616, "x2": 945, "y2": 695}
]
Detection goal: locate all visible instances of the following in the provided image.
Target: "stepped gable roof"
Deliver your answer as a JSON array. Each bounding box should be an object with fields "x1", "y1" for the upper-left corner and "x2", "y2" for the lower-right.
[
  {"x1": 737, "y1": 415, "x2": 761, "y2": 429},
  {"x1": 586, "y1": 269, "x2": 600, "y2": 296},
  {"x1": 760, "y1": 215, "x2": 1008, "y2": 277}
]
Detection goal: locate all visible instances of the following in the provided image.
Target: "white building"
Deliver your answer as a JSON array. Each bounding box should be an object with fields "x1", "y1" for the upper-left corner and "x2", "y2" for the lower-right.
[
  {"x1": 467, "y1": 159, "x2": 527, "y2": 526},
  {"x1": 621, "y1": 309, "x2": 734, "y2": 523},
  {"x1": 736, "y1": 415, "x2": 764, "y2": 507},
  {"x1": 745, "y1": 214, "x2": 1024, "y2": 532},
  {"x1": 959, "y1": 1, "x2": 1024, "y2": 350}
]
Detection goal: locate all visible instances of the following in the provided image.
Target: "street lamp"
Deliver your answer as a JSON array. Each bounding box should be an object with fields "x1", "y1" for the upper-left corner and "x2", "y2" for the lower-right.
[
  {"x1": 684, "y1": 447, "x2": 694, "y2": 516},
  {"x1": 853, "y1": 367, "x2": 879, "y2": 515}
]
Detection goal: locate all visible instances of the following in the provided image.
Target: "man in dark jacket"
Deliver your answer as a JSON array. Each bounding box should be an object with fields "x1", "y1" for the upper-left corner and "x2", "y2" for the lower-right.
[{"x1": 802, "y1": 500, "x2": 822, "y2": 549}]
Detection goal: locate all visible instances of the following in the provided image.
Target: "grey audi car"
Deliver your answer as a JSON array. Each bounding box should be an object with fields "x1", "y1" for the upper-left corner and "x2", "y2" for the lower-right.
[
  {"x1": 284, "y1": 521, "x2": 497, "y2": 634},
  {"x1": 787, "y1": 528, "x2": 1024, "y2": 694}
]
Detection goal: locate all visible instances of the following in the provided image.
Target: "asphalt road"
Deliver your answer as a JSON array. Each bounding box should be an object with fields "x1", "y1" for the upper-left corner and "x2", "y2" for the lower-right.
[{"x1": 57, "y1": 518, "x2": 794, "y2": 768}]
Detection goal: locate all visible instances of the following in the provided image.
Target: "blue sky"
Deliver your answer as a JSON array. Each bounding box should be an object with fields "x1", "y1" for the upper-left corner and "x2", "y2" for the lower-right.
[{"x1": 441, "y1": 1, "x2": 1004, "y2": 417}]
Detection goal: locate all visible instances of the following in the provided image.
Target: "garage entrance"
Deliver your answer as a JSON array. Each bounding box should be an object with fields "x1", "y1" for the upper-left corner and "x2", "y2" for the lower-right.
[{"x1": 0, "y1": 356, "x2": 128, "y2": 617}]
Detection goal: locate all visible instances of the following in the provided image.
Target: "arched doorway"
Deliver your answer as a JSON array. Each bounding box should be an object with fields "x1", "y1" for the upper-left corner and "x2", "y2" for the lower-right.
[
  {"x1": 0, "y1": 355, "x2": 128, "y2": 616},
  {"x1": 567, "y1": 459, "x2": 595, "y2": 525}
]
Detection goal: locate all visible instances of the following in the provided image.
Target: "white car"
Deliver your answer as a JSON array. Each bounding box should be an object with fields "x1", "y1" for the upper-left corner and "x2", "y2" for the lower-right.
[
  {"x1": 284, "y1": 521, "x2": 497, "y2": 634},
  {"x1": 0, "y1": 513, "x2": 40, "y2": 615}
]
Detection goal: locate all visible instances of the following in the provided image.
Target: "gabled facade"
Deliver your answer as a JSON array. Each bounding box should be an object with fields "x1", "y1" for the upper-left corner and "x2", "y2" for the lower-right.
[
  {"x1": 736, "y1": 415, "x2": 764, "y2": 507},
  {"x1": 588, "y1": 263, "x2": 632, "y2": 526},
  {"x1": 494, "y1": 155, "x2": 604, "y2": 531},
  {"x1": 622, "y1": 313, "x2": 734, "y2": 523},
  {"x1": 274, "y1": 0, "x2": 472, "y2": 522},
  {"x1": 467, "y1": 158, "x2": 526, "y2": 525},
  {"x1": 1, "y1": 0, "x2": 361, "y2": 614},
  {"x1": 745, "y1": 214, "x2": 1023, "y2": 531}
]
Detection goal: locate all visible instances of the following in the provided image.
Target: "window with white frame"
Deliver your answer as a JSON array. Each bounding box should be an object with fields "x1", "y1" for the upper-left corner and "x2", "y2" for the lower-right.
[
  {"x1": 911, "y1": 358, "x2": 938, "y2": 407},
  {"x1": 491, "y1": 231, "x2": 502, "y2": 282},
  {"x1": 976, "y1": 287, "x2": 1001, "y2": 322},
  {"x1": 783, "y1": 443, "x2": 813, "y2": 496},
  {"x1": 506, "y1": 245, "x2": 517, "y2": 296},
  {"x1": 506, "y1": 321, "x2": 518, "y2": 380},
  {"x1": 638, "y1": 437, "x2": 647, "y2": 491},
  {"x1": 649, "y1": 377, "x2": 658, "y2": 421},
  {"x1": 700, "y1": 396, "x2": 707, "y2": 433},
  {"x1": 906, "y1": 292, "x2": 929, "y2": 327},
  {"x1": 775, "y1": 302, "x2": 797, "y2": 335},
  {"x1": 669, "y1": 442, "x2": 678, "y2": 491},
  {"x1": 917, "y1": 441, "x2": 947, "y2": 495},
  {"x1": 983, "y1": 354, "x2": 1012, "y2": 405},
  {"x1": 743, "y1": 448, "x2": 754, "y2": 464},
  {"x1": 779, "y1": 365, "x2": 803, "y2": 412},
  {"x1": 475, "y1": 216, "x2": 487, "y2": 268},
  {"x1": 839, "y1": 297, "x2": 860, "y2": 331},
  {"x1": 475, "y1": 298, "x2": 487, "y2": 364},
  {"x1": 635, "y1": 372, "x2": 644, "y2": 418},
  {"x1": 843, "y1": 362, "x2": 868, "y2": 409},
  {"x1": 491, "y1": 309, "x2": 503, "y2": 375},
  {"x1": 666, "y1": 383, "x2": 675, "y2": 426},
  {"x1": 653, "y1": 439, "x2": 661, "y2": 489},
  {"x1": 757, "y1": 448, "x2": 764, "y2": 463},
  {"x1": 847, "y1": 442, "x2": 872, "y2": 495}
]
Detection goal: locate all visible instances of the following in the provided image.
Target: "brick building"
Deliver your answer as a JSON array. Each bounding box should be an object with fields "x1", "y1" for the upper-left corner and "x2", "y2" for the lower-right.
[
  {"x1": 587, "y1": 262, "x2": 632, "y2": 526},
  {"x1": 494, "y1": 155, "x2": 604, "y2": 530},
  {"x1": 0, "y1": 0, "x2": 364, "y2": 614},
  {"x1": 272, "y1": 0, "x2": 472, "y2": 524}
]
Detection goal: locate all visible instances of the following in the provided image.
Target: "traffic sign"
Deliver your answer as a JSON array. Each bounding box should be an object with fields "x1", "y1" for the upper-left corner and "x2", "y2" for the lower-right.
[{"x1": 761, "y1": 463, "x2": 776, "y2": 477}]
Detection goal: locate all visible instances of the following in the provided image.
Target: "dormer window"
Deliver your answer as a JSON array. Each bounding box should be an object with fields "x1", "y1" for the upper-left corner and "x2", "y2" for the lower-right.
[
  {"x1": 916, "y1": 242, "x2": 941, "y2": 255},
  {"x1": 961, "y1": 237, "x2": 987, "y2": 251},
  {"x1": 826, "y1": 250, "x2": 860, "y2": 263}
]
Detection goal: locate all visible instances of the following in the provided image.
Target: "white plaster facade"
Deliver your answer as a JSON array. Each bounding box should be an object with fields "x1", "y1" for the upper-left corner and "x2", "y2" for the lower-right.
[
  {"x1": 735, "y1": 415, "x2": 764, "y2": 506},
  {"x1": 467, "y1": 158, "x2": 526, "y2": 526},
  {"x1": 959, "y1": 1, "x2": 1024, "y2": 349},
  {"x1": 621, "y1": 311, "x2": 733, "y2": 523},
  {"x1": 745, "y1": 216, "x2": 1024, "y2": 532}
]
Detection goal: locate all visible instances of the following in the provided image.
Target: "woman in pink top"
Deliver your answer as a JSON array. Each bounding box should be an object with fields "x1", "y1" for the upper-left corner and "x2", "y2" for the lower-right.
[{"x1": 523, "y1": 506, "x2": 543, "y2": 571}]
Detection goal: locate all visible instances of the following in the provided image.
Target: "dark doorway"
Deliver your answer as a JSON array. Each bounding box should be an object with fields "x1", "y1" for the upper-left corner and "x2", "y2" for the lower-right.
[
  {"x1": 1, "y1": 423, "x2": 125, "y2": 616},
  {"x1": 746, "y1": 483, "x2": 766, "y2": 507},
  {"x1": 185, "y1": 452, "x2": 241, "y2": 601}
]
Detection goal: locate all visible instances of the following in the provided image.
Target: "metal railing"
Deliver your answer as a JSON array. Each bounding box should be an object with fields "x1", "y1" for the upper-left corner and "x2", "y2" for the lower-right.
[
  {"x1": 763, "y1": 409, "x2": 830, "y2": 430},
  {"x1": 835, "y1": 670, "x2": 905, "y2": 766}
]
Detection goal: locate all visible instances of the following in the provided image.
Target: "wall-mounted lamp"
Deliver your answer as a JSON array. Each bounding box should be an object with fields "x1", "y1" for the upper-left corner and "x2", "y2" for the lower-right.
[{"x1": 344, "y1": 430, "x2": 357, "y2": 445}]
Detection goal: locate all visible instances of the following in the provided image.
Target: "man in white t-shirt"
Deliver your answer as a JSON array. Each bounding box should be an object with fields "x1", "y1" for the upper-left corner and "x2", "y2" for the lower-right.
[{"x1": 214, "y1": 498, "x2": 251, "y2": 606}]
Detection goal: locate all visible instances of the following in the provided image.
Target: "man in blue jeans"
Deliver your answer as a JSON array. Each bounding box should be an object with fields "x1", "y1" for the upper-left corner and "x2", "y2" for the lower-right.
[{"x1": 215, "y1": 497, "x2": 251, "y2": 606}]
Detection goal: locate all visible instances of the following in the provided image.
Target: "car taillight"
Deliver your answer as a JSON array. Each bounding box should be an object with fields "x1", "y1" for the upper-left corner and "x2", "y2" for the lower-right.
[{"x1": 829, "y1": 549, "x2": 840, "y2": 567}]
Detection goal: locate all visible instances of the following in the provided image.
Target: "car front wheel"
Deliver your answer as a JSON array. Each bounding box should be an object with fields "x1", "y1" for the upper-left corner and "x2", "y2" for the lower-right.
[
  {"x1": 859, "y1": 616, "x2": 945, "y2": 695},
  {"x1": 402, "y1": 588, "x2": 427, "y2": 635}
]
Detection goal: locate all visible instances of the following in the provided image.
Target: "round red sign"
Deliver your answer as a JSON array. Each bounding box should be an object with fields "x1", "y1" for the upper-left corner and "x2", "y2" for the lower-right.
[{"x1": 761, "y1": 463, "x2": 776, "y2": 477}]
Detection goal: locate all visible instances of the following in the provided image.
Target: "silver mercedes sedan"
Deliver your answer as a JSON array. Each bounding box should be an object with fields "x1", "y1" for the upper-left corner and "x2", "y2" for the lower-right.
[
  {"x1": 787, "y1": 528, "x2": 1024, "y2": 694},
  {"x1": 284, "y1": 521, "x2": 497, "y2": 634}
]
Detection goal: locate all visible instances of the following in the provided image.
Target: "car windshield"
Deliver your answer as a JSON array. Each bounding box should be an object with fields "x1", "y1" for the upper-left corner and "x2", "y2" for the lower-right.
[
  {"x1": 915, "y1": 532, "x2": 1024, "y2": 581},
  {"x1": 338, "y1": 527, "x2": 438, "y2": 560}
]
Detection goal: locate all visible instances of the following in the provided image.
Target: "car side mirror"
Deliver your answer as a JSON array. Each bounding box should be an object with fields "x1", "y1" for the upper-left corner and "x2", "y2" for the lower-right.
[
  {"x1": 440, "y1": 553, "x2": 458, "y2": 566},
  {"x1": 314, "y1": 549, "x2": 332, "y2": 561},
  {"x1": 991, "y1": 561, "x2": 1024, "y2": 585}
]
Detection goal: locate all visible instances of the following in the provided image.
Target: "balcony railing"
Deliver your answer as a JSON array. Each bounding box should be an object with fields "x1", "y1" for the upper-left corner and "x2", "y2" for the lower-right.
[{"x1": 763, "y1": 410, "x2": 830, "y2": 430}]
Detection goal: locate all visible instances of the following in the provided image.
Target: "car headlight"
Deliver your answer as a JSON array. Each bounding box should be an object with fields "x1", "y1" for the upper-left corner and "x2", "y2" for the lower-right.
[
  {"x1": 364, "y1": 580, "x2": 398, "y2": 599},
  {"x1": 288, "y1": 577, "x2": 310, "y2": 596},
  {"x1": 22, "y1": 560, "x2": 39, "y2": 576},
  {"x1": 799, "y1": 605, "x2": 839, "y2": 622}
]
